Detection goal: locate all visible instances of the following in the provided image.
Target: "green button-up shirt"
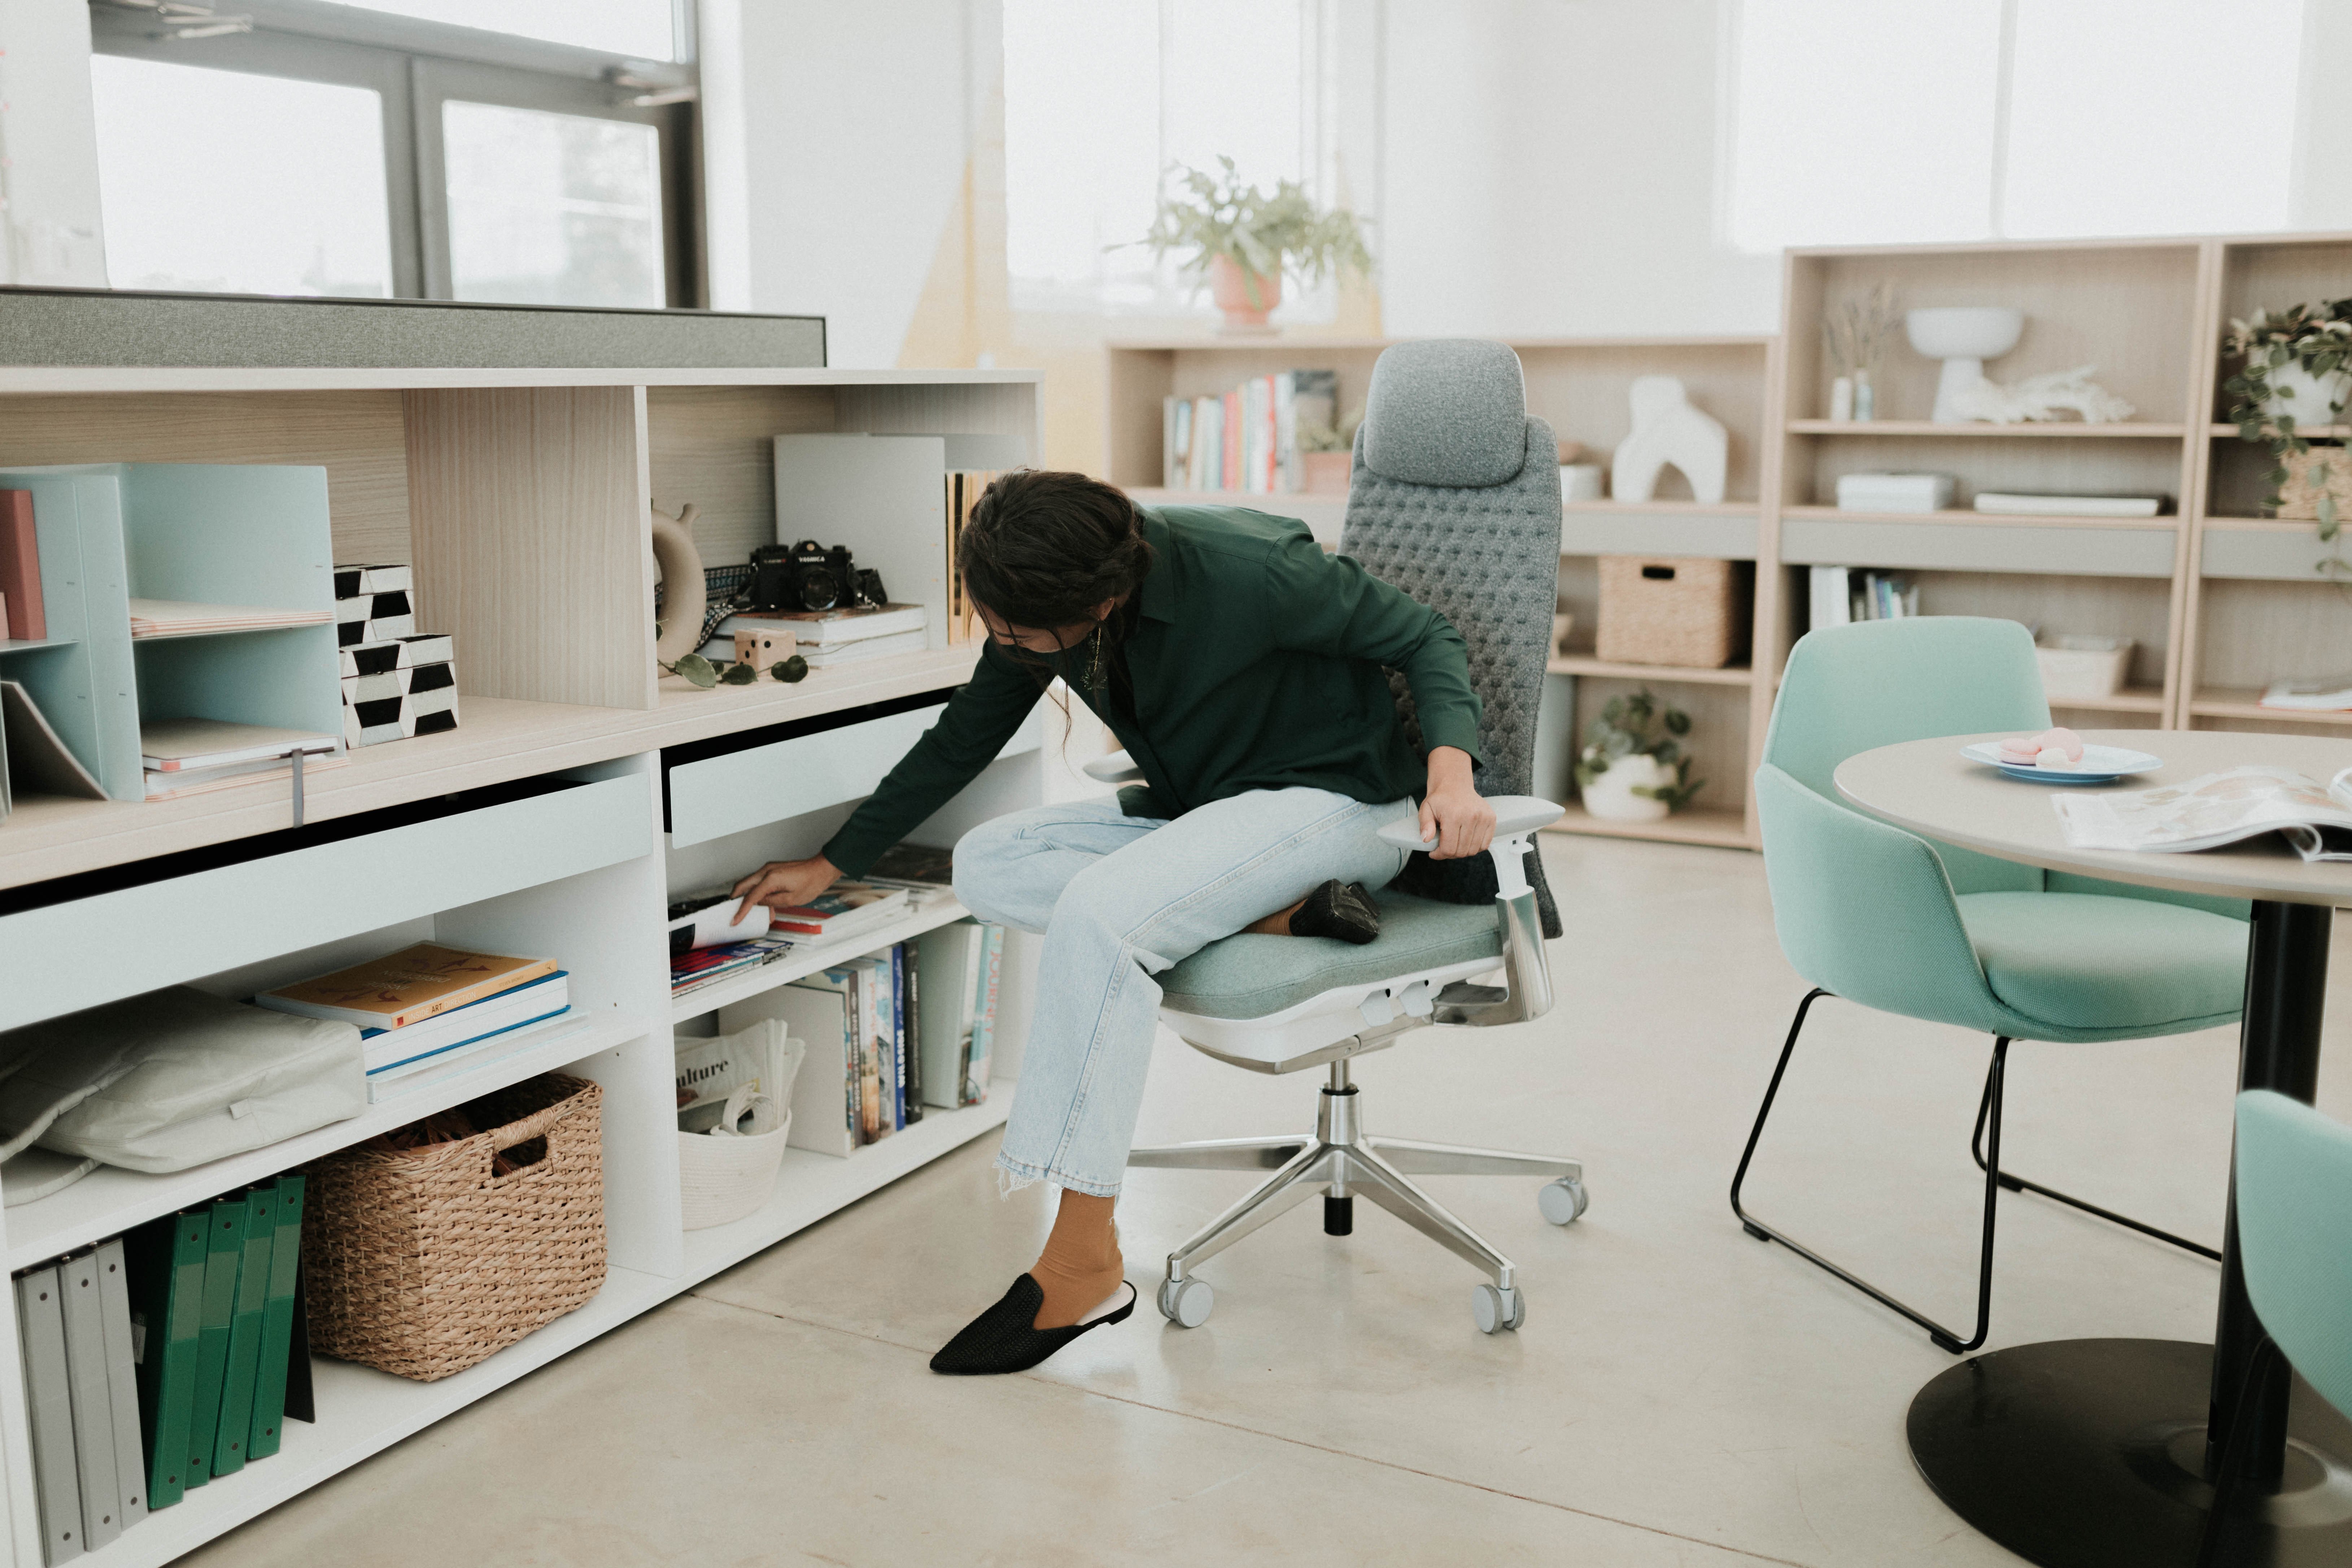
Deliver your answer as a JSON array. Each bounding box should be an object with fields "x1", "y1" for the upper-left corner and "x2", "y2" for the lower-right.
[{"x1": 820, "y1": 504, "x2": 1484, "y2": 877}]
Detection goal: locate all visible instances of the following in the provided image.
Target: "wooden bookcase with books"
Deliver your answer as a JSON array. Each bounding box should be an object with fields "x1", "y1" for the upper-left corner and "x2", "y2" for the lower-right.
[
  {"x1": 0, "y1": 301, "x2": 1044, "y2": 1568},
  {"x1": 1105, "y1": 335, "x2": 1778, "y2": 850}
]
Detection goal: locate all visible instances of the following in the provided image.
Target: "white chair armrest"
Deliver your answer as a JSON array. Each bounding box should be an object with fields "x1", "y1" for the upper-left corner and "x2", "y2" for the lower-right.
[
  {"x1": 1376, "y1": 795, "x2": 1563, "y2": 850},
  {"x1": 1082, "y1": 748, "x2": 1146, "y2": 785}
]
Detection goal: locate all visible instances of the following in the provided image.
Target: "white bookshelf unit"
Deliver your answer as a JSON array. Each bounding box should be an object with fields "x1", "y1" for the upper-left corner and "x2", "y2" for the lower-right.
[{"x1": 0, "y1": 308, "x2": 1043, "y2": 1568}]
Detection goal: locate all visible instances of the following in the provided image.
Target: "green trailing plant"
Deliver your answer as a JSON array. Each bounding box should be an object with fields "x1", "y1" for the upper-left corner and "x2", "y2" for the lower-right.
[
  {"x1": 2223, "y1": 299, "x2": 2352, "y2": 580},
  {"x1": 771, "y1": 655, "x2": 808, "y2": 683},
  {"x1": 1135, "y1": 157, "x2": 1372, "y2": 310},
  {"x1": 663, "y1": 652, "x2": 718, "y2": 688},
  {"x1": 1574, "y1": 689, "x2": 1704, "y2": 810}
]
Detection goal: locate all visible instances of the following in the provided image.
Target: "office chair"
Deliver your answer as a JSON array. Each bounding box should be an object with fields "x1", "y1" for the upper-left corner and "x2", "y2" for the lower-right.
[
  {"x1": 1736, "y1": 617, "x2": 2249, "y2": 1352},
  {"x1": 1094, "y1": 338, "x2": 1581, "y2": 1336}
]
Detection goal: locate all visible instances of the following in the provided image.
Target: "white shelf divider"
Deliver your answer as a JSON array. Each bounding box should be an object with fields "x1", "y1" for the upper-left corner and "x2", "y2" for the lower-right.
[{"x1": 669, "y1": 896, "x2": 975, "y2": 1026}]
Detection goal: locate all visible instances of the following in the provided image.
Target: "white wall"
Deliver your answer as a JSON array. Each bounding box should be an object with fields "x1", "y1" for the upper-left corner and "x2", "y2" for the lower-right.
[
  {"x1": 733, "y1": 0, "x2": 984, "y2": 366},
  {"x1": 0, "y1": 0, "x2": 108, "y2": 287},
  {"x1": 1378, "y1": 0, "x2": 1779, "y2": 339}
]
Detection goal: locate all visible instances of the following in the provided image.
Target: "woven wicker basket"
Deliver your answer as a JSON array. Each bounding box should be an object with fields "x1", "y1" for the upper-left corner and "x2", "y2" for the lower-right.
[
  {"x1": 1596, "y1": 556, "x2": 1751, "y2": 668},
  {"x1": 304, "y1": 1074, "x2": 606, "y2": 1382},
  {"x1": 2276, "y1": 445, "x2": 2352, "y2": 521}
]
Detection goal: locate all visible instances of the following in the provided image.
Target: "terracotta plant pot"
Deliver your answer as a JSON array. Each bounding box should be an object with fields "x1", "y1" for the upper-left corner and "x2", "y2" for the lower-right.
[
  {"x1": 1302, "y1": 451, "x2": 1351, "y2": 494},
  {"x1": 1209, "y1": 254, "x2": 1282, "y2": 331}
]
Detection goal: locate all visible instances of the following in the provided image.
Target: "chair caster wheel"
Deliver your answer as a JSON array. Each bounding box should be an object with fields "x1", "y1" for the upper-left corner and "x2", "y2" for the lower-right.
[
  {"x1": 1159, "y1": 1276, "x2": 1213, "y2": 1328},
  {"x1": 1472, "y1": 1283, "x2": 1525, "y2": 1334},
  {"x1": 1538, "y1": 1178, "x2": 1588, "y2": 1225}
]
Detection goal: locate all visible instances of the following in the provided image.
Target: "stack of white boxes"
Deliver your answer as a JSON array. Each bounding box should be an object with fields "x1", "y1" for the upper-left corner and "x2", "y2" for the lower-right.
[{"x1": 334, "y1": 564, "x2": 459, "y2": 746}]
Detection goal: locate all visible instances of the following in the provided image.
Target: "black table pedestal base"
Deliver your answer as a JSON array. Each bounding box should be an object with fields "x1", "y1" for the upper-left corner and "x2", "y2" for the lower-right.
[{"x1": 1910, "y1": 1339, "x2": 2352, "y2": 1567}]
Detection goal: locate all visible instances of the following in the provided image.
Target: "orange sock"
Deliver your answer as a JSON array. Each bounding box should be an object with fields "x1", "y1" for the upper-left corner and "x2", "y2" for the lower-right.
[{"x1": 1030, "y1": 1188, "x2": 1125, "y2": 1329}]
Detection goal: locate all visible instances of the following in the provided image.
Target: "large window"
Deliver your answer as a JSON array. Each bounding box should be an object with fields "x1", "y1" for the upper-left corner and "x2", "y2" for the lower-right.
[
  {"x1": 1003, "y1": 0, "x2": 1353, "y2": 319},
  {"x1": 87, "y1": 0, "x2": 699, "y2": 305},
  {"x1": 1727, "y1": 0, "x2": 2306, "y2": 251}
]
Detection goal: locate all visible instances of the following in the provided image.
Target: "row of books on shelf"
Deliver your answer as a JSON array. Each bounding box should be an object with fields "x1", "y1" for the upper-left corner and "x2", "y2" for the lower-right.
[
  {"x1": 719, "y1": 919, "x2": 1004, "y2": 1158},
  {"x1": 1163, "y1": 370, "x2": 1338, "y2": 495},
  {"x1": 17, "y1": 1178, "x2": 310, "y2": 1565},
  {"x1": 668, "y1": 843, "x2": 961, "y2": 1002},
  {"x1": 1807, "y1": 564, "x2": 1919, "y2": 628}
]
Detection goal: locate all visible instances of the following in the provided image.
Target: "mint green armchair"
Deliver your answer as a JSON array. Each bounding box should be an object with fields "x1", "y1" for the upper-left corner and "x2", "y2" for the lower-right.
[
  {"x1": 1732, "y1": 617, "x2": 2250, "y2": 1352},
  {"x1": 2201, "y1": 1092, "x2": 2352, "y2": 1563}
]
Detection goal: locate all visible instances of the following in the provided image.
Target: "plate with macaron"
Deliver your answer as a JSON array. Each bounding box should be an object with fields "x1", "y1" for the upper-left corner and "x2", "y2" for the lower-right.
[{"x1": 1959, "y1": 726, "x2": 2162, "y2": 785}]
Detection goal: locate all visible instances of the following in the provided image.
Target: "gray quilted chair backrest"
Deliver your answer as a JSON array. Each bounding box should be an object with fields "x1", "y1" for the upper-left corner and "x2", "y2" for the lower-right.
[{"x1": 1341, "y1": 338, "x2": 1563, "y2": 938}]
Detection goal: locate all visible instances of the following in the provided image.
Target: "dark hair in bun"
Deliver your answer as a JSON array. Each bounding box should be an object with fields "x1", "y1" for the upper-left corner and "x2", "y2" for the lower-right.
[{"x1": 957, "y1": 469, "x2": 1154, "y2": 642}]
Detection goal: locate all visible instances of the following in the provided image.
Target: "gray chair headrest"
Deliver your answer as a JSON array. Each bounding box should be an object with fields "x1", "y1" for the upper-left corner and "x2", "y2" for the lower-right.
[{"x1": 1361, "y1": 339, "x2": 1530, "y2": 488}]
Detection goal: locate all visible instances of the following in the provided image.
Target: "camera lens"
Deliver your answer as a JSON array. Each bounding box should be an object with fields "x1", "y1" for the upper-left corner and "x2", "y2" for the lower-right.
[{"x1": 799, "y1": 567, "x2": 840, "y2": 610}]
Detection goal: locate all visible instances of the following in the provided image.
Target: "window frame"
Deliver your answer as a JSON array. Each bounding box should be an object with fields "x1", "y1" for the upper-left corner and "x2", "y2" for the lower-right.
[{"x1": 86, "y1": 0, "x2": 702, "y2": 306}]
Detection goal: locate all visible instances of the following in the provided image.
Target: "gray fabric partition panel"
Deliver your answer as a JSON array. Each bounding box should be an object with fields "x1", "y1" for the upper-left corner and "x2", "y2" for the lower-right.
[
  {"x1": 1343, "y1": 409, "x2": 1565, "y2": 939},
  {"x1": 0, "y1": 288, "x2": 826, "y2": 370}
]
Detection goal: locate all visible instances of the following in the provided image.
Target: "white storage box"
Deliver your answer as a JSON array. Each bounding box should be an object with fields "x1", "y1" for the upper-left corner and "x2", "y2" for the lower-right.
[
  {"x1": 1835, "y1": 472, "x2": 1957, "y2": 513},
  {"x1": 2036, "y1": 636, "x2": 2134, "y2": 700}
]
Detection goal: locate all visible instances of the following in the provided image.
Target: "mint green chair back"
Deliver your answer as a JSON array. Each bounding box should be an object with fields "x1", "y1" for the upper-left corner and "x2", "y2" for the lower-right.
[{"x1": 2234, "y1": 1091, "x2": 2352, "y2": 1418}]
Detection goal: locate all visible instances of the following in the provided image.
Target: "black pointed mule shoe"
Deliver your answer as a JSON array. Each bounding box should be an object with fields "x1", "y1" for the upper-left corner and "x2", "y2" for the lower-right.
[
  {"x1": 928, "y1": 1275, "x2": 1138, "y2": 1375},
  {"x1": 1289, "y1": 878, "x2": 1382, "y2": 945}
]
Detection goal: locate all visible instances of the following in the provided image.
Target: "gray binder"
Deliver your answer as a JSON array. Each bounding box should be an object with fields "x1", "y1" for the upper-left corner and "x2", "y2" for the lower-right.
[
  {"x1": 17, "y1": 1264, "x2": 83, "y2": 1563},
  {"x1": 95, "y1": 1237, "x2": 147, "y2": 1529},
  {"x1": 58, "y1": 1250, "x2": 121, "y2": 1551}
]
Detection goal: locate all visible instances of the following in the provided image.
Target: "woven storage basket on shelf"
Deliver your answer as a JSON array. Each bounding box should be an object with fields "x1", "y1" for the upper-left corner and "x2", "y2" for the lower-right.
[
  {"x1": 2276, "y1": 445, "x2": 2352, "y2": 522},
  {"x1": 1596, "y1": 556, "x2": 1751, "y2": 668},
  {"x1": 304, "y1": 1073, "x2": 606, "y2": 1383}
]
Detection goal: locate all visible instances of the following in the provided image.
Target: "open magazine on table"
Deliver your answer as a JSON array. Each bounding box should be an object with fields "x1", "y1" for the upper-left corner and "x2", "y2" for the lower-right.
[{"x1": 2052, "y1": 765, "x2": 2352, "y2": 861}]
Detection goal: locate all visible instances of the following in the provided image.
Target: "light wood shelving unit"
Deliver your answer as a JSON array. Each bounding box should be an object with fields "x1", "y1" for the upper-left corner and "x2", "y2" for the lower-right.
[
  {"x1": 0, "y1": 333, "x2": 1045, "y2": 1568},
  {"x1": 1106, "y1": 335, "x2": 1779, "y2": 850}
]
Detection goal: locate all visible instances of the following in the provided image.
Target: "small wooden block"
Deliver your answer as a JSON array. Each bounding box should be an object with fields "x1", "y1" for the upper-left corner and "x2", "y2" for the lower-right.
[{"x1": 734, "y1": 628, "x2": 796, "y2": 666}]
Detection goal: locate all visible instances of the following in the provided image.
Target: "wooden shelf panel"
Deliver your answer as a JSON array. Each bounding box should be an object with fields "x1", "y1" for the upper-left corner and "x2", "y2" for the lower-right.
[
  {"x1": 671, "y1": 897, "x2": 972, "y2": 1026},
  {"x1": 2047, "y1": 686, "x2": 2168, "y2": 714},
  {"x1": 1107, "y1": 335, "x2": 1774, "y2": 352},
  {"x1": 1779, "y1": 514, "x2": 2178, "y2": 578},
  {"x1": 1547, "y1": 656, "x2": 1754, "y2": 687},
  {"x1": 2208, "y1": 423, "x2": 2352, "y2": 439},
  {"x1": 0, "y1": 366, "x2": 1044, "y2": 397},
  {"x1": 2189, "y1": 689, "x2": 2352, "y2": 726},
  {"x1": 0, "y1": 645, "x2": 983, "y2": 892},
  {"x1": 2, "y1": 1011, "x2": 656, "y2": 1270},
  {"x1": 1782, "y1": 505, "x2": 2176, "y2": 530},
  {"x1": 1788, "y1": 420, "x2": 2187, "y2": 438},
  {"x1": 1542, "y1": 802, "x2": 1754, "y2": 849}
]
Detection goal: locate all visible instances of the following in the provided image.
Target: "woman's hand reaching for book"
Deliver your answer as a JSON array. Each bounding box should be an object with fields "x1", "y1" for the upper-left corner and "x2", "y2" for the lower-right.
[
  {"x1": 1419, "y1": 747, "x2": 1496, "y2": 860},
  {"x1": 733, "y1": 855, "x2": 842, "y2": 924}
]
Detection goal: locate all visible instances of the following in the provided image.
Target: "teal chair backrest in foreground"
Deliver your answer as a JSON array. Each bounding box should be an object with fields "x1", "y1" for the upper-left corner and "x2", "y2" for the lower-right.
[
  {"x1": 1733, "y1": 616, "x2": 2252, "y2": 1354},
  {"x1": 2233, "y1": 1091, "x2": 2352, "y2": 1417}
]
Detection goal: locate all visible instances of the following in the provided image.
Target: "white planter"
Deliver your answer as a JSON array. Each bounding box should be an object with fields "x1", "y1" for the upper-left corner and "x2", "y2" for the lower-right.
[
  {"x1": 1581, "y1": 753, "x2": 1673, "y2": 822},
  {"x1": 2257, "y1": 360, "x2": 2352, "y2": 425}
]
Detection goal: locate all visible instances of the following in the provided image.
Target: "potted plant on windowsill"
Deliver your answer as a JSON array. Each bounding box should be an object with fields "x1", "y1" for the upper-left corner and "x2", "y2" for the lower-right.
[
  {"x1": 1574, "y1": 689, "x2": 1703, "y2": 822},
  {"x1": 2224, "y1": 299, "x2": 2352, "y2": 578},
  {"x1": 1137, "y1": 156, "x2": 1373, "y2": 333}
]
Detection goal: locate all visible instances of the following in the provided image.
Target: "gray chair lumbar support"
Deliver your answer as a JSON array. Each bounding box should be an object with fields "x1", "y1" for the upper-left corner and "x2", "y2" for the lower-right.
[{"x1": 1096, "y1": 338, "x2": 1581, "y2": 1337}]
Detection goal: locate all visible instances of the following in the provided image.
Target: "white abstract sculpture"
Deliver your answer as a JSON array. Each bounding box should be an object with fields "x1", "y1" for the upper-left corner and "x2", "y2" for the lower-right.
[
  {"x1": 1611, "y1": 376, "x2": 1728, "y2": 504},
  {"x1": 1945, "y1": 365, "x2": 2135, "y2": 425},
  {"x1": 1907, "y1": 307, "x2": 2025, "y2": 423}
]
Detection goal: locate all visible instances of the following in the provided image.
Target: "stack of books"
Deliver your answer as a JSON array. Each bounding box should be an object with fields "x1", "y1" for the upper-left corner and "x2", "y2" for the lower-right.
[
  {"x1": 16, "y1": 1178, "x2": 310, "y2": 1560},
  {"x1": 140, "y1": 719, "x2": 344, "y2": 803},
  {"x1": 702, "y1": 602, "x2": 928, "y2": 670},
  {"x1": 255, "y1": 943, "x2": 568, "y2": 1104},
  {"x1": 1165, "y1": 370, "x2": 1338, "y2": 495},
  {"x1": 1808, "y1": 565, "x2": 1919, "y2": 628},
  {"x1": 858, "y1": 841, "x2": 959, "y2": 908},
  {"x1": 670, "y1": 931, "x2": 797, "y2": 1001}
]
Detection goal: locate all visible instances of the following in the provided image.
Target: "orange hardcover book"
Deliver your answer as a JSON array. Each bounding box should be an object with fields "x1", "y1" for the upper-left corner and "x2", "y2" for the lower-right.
[{"x1": 253, "y1": 943, "x2": 558, "y2": 1031}]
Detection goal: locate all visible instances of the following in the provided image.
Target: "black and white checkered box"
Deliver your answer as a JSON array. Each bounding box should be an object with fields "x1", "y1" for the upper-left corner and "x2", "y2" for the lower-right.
[
  {"x1": 340, "y1": 634, "x2": 459, "y2": 747},
  {"x1": 335, "y1": 562, "x2": 415, "y2": 647}
]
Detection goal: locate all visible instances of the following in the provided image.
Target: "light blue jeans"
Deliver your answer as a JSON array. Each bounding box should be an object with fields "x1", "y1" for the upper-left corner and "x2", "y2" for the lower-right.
[{"x1": 953, "y1": 788, "x2": 1418, "y2": 1197}]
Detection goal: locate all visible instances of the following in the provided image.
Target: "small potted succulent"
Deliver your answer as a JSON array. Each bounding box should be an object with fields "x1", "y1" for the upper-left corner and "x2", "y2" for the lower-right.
[
  {"x1": 1575, "y1": 689, "x2": 1703, "y2": 822},
  {"x1": 1293, "y1": 406, "x2": 1363, "y2": 493},
  {"x1": 1137, "y1": 157, "x2": 1372, "y2": 332},
  {"x1": 2223, "y1": 299, "x2": 2352, "y2": 565}
]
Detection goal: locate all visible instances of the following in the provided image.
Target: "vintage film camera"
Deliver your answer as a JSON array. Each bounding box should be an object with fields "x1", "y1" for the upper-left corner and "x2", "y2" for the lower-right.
[{"x1": 747, "y1": 539, "x2": 888, "y2": 613}]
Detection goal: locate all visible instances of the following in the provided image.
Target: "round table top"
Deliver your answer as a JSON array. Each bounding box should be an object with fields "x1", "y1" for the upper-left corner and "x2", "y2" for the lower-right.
[{"x1": 1834, "y1": 728, "x2": 2352, "y2": 907}]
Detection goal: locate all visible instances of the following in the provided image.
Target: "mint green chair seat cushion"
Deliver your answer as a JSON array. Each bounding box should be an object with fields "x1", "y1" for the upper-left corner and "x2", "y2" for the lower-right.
[
  {"x1": 1956, "y1": 892, "x2": 2247, "y2": 1035},
  {"x1": 2234, "y1": 1091, "x2": 2352, "y2": 1419},
  {"x1": 1161, "y1": 891, "x2": 1501, "y2": 1020}
]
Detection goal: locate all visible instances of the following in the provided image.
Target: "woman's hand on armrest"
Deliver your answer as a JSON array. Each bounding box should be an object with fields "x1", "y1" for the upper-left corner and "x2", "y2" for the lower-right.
[
  {"x1": 1419, "y1": 747, "x2": 1496, "y2": 860},
  {"x1": 733, "y1": 856, "x2": 842, "y2": 923}
]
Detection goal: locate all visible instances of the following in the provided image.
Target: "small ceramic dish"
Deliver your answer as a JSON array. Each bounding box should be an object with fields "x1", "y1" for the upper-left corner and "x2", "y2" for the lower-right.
[{"x1": 1959, "y1": 740, "x2": 2163, "y2": 785}]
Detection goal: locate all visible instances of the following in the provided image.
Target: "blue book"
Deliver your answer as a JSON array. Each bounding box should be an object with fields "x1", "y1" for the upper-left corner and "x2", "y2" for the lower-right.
[{"x1": 361, "y1": 971, "x2": 570, "y2": 1074}]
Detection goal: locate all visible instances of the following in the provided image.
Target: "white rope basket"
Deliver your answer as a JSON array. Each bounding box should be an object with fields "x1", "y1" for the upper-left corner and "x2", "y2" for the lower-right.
[{"x1": 678, "y1": 1085, "x2": 791, "y2": 1231}]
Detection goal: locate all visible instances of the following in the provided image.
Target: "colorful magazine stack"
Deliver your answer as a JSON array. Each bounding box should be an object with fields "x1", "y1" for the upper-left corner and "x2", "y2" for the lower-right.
[
  {"x1": 17, "y1": 1178, "x2": 311, "y2": 1563},
  {"x1": 255, "y1": 943, "x2": 569, "y2": 1104},
  {"x1": 1165, "y1": 369, "x2": 1337, "y2": 494}
]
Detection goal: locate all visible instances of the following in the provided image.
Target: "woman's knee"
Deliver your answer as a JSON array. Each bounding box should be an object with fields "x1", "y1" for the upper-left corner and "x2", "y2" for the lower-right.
[{"x1": 950, "y1": 821, "x2": 1020, "y2": 918}]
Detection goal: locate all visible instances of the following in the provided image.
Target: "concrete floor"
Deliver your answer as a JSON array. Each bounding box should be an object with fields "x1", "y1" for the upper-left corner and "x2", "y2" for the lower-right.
[{"x1": 178, "y1": 835, "x2": 2352, "y2": 1567}]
